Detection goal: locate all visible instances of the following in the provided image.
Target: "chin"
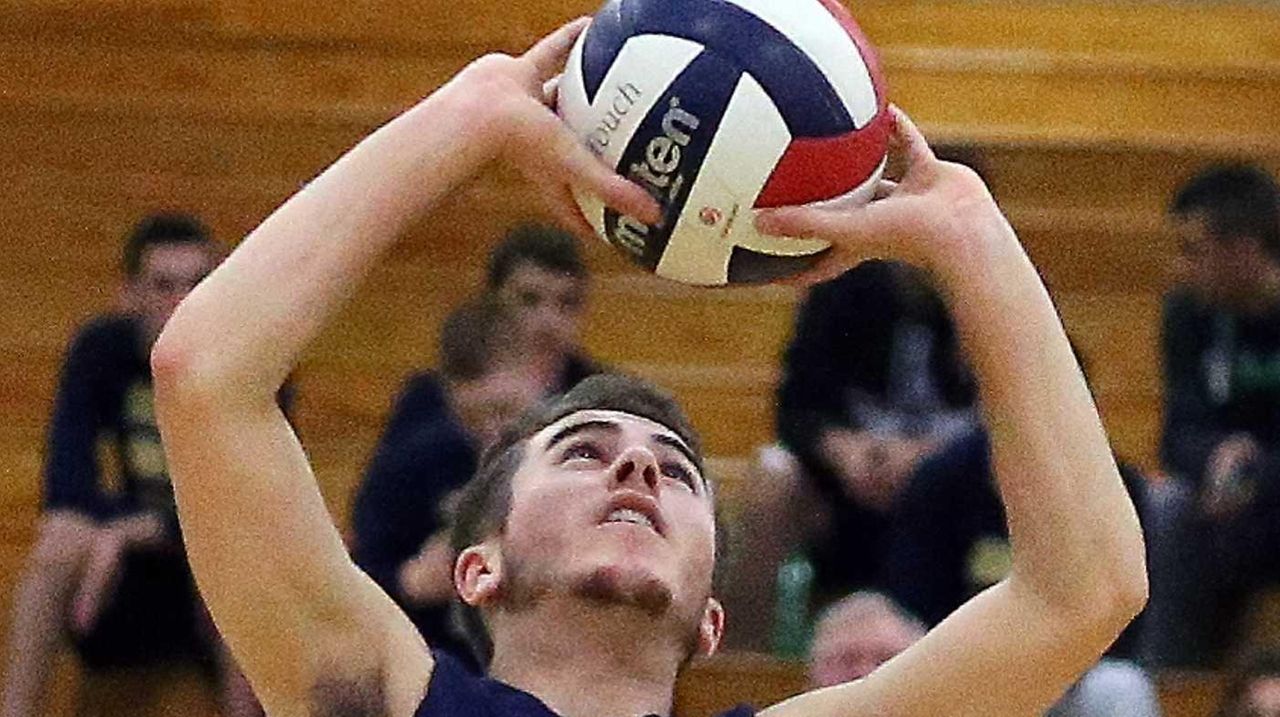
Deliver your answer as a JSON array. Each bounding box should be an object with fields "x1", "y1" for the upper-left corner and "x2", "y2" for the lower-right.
[{"x1": 572, "y1": 563, "x2": 674, "y2": 617}]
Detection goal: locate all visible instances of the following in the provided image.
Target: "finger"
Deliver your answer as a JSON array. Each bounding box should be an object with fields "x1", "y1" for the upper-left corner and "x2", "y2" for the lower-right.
[
  {"x1": 521, "y1": 111, "x2": 661, "y2": 224},
  {"x1": 522, "y1": 17, "x2": 590, "y2": 83},
  {"x1": 542, "y1": 73, "x2": 563, "y2": 107},
  {"x1": 872, "y1": 178, "x2": 899, "y2": 201},
  {"x1": 886, "y1": 105, "x2": 937, "y2": 179},
  {"x1": 544, "y1": 184, "x2": 600, "y2": 242},
  {"x1": 755, "y1": 204, "x2": 891, "y2": 249}
]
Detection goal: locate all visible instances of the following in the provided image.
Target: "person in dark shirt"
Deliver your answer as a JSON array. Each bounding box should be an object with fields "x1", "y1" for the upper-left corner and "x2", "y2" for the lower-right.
[
  {"x1": 885, "y1": 430, "x2": 1162, "y2": 717},
  {"x1": 0, "y1": 213, "x2": 260, "y2": 717},
  {"x1": 485, "y1": 224, "x2": 600, "y2": 393},
  {"x1": 1146, "y1": 164, "x2": 1280, "y2": 667},
  {"x1": 352, "y1": 298, "x2": 549, "y2": 665},
  {"x1": 151, "y1": 26, "x2": 1145, "y2": 717},
  {"x1": 729, "y1": 260, "x2": 976, "y2": 635}
]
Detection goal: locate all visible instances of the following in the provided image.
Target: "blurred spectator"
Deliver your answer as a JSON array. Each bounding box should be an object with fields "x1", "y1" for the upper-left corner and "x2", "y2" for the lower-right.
[
  {"x1": 1147, "y1": 165, "x2": 1280, "y2": 667},
  {"x1": 1217, "y1": 651, "x2": 1280, "y2": 717},
  {"x1": 351, "y1": 297, "x2": 550, "y2": 665},
  {"x1": 808, "y1": 591, "x2": 925, "y2": 688},
  {"x1": 486, "y1": 223, "x2": 599, "y2": 391},
  {"x1": 884, "y1": 429, "x2": 1163, "y2": 717},
  {"x1": 777, "y1": 261, "x2": 977, "y2": 601},
  {"x1": 723, "y1": 261, "x2": 978, "y2": 651},
  {"x1": 1, "y1": 213, "x2": 264, "y2": 717}
]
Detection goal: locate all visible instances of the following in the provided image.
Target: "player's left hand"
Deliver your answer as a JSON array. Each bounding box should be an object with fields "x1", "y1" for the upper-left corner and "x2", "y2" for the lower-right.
[
  {"x1": 453, "y1": 18, "x2": 660, "y2": 238},
  {"x1": 755, "y1": 106, "x2": 1013, "y2": 288}
]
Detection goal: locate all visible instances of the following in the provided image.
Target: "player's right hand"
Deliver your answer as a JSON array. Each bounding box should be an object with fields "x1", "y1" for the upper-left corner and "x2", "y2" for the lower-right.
[
  {"x1": 451, "y1": 18, "x2": 661, "y2": 239},
  {"x1": 755, "y1": 106, "x2": 1016, "y2": 289}
]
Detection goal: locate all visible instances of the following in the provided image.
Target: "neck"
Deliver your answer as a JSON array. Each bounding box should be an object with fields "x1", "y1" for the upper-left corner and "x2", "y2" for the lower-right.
[{"x1": 488, "y1": 599, "x2": 684, "y2": 717}]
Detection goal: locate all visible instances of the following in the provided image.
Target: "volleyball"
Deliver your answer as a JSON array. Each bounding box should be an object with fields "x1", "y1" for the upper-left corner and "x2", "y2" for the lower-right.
[{"x1": 558, "y1": 0, "x2": 891, "y2": 286}]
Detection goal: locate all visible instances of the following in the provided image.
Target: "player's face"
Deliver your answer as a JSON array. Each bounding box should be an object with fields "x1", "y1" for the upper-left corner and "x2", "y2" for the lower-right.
[
  {"x1": 496, "y1": 263, "x2": 586, "y2": 356},
  {"x1": 124, "y1": 243, "x2": 217, "y2": 346},
  {"x1": 500, "y1": 409, "x2": 717, "y2": 627}
]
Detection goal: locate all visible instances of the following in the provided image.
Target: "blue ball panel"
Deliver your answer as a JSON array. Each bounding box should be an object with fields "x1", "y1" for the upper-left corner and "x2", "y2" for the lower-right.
[
  {"x1": 602, "y1": 49, "x2": 742, "y2": 270},
  {"x1": 580, "y1": 0, "x2": 855, "y2": 138}
]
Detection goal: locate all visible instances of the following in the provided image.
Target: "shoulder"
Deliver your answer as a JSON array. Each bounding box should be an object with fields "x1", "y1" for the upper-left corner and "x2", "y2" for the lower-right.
[
  {"x1": 67, "y1": 314, "x2": 138, "y2": 353},
  {"x1": 62, "y1": 314, "x2": 143, "y2": 371},
  {"x1": 399, "y1": 372, "x2": 450, "y2": 407}
]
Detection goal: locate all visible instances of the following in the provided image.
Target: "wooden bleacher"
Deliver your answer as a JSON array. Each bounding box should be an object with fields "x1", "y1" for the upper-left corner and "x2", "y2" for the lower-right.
[{"x1": 3, "y1": 0, "x2": 1280, "y2": 714}]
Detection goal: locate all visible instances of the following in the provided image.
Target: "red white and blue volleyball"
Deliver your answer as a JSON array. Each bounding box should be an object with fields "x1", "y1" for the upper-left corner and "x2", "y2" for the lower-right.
[{"x1": 558, "y1": 0, "x2": 891, "y2": 286}]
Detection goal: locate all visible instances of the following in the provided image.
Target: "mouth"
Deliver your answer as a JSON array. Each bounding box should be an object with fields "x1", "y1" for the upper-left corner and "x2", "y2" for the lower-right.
[{"x1": 599, "y1": 494, "x2": 665, "y2": 537}]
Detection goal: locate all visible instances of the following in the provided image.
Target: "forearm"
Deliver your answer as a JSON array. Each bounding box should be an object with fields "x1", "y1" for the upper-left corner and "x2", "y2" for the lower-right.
[
  {"x1": 155, "y1": 79, "x2": 498, "y2": 396},
  {"x1": 934, "y1": 224, "x2": 1146, "y2": 616}
]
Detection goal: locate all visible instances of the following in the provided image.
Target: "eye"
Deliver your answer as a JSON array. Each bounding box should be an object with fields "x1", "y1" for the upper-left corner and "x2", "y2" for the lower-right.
[
  {"x1": 661, "y1": 462, "x2": 698, "y2": 491},
  {"x1": 562, "y1": 441, "x2": 603, "y2": 464}
]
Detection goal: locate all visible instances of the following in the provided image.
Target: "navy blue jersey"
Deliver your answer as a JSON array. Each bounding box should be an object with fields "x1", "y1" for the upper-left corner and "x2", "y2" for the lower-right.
[{"x1": 416, "y1": 651, "x2": 756, "y2": 717}]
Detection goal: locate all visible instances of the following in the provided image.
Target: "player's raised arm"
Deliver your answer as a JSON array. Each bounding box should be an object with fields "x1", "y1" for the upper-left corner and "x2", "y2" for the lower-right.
[
  {"x1": 754, "y1": 108, "x2": 1147, "y2": 717},
  {"x1": 150, "y1": 19, "x2": 658, "y2": 717}
]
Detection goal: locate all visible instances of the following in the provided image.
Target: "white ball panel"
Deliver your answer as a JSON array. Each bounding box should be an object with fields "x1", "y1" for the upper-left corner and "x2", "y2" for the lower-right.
[
  {"x1": 655, "y1": 73, "x2": 817, "y2": 285},
  {"x1": 561, "y1": 33, "x2": 706, "y2": 242},
  {"x1": 722, "y1": 0, "x2": 878, "y2": 127},
  {"x1": 561, "y1": 33, "x2": 705, "y2": 168}
]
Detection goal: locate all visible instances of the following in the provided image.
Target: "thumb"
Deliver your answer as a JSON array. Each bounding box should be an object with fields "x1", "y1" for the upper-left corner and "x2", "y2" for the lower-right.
[{"x1": 756, "y1": 203, "x2": 899, "y2": 258}]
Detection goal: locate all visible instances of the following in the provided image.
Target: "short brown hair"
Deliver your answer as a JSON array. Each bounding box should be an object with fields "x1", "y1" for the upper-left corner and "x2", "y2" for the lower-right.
[
  {"x1": 447, "y1": 373, "x2": 712, "y2": 665},
  {"x1": 122, "y1": 212, "x2": 213, "y2": 278},
  {"x1": 486, "y1": 224, "x2": 587, "y2": 290}
]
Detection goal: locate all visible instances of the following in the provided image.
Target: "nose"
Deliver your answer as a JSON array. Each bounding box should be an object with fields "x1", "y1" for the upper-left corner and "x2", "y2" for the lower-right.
[{"x1": 611, "y1": 446, "x2": 660, "y2": 492}]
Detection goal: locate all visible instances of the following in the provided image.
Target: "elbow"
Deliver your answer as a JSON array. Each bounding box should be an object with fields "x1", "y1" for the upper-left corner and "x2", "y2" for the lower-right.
[
  {"x1": 1079, "y1": 549, "x2": 1150, "y2": 639},
  {"x1": 150, "y1": 323, "x2": 231, "y2": 406},
  {"x1": 1113, "y1": 553, "x2": 1150, "y2": 622}
]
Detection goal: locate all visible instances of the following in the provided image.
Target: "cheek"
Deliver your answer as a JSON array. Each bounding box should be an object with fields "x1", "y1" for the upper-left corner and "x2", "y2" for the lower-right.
[
  {"x1": 672, "y1": 505, "x2": 718, "y2": 583},
  {"x1": 505, "y1": 485, "x2": 587, "y2": 560}
]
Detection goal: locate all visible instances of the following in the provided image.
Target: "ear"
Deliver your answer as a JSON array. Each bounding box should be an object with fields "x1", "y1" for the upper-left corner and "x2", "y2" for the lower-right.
[
  {"x1": 695, "y1": 597, "x2": 725, "y2": 658},
  {"x1": 454, "y1": 543, "x2": 504, "y2": 607}
]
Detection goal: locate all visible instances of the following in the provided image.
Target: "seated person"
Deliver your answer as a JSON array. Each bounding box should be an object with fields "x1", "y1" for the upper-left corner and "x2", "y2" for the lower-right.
[
  {"x1": 351, "y1": 297, "x2": 549, "y2": 665},
  {"x1": 0, "y1": 214, "x2": 266, "y2": 717},
  {"x1": 1217, "y1": 650, "x2": 1280, "y2": 717},
  {"x1": 808, "y1": 591, "x2": 925, "y2": 688},
  {"x1": 486, "y1": 223, "x2": 599, "y2": 392},
  {"x1": 1149, "y1": 164, "x2": 1280, "y2": 667},
  {"x1": 724, "y1": 262, "x2": 977, "y2": 649},
  {"x1": 884, "y1": 429, "x2": 1162, "y2": 717}
]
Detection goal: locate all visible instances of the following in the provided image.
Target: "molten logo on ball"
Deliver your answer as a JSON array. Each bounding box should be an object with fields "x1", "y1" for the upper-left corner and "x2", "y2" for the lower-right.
[{"x1": 612, "y1": 98, "x2": 701, "y2": 257}]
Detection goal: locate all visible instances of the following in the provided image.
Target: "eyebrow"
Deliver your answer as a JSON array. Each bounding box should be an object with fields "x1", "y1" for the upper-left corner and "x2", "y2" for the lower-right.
[
  {"x1": 545, "y1": 418, "x2": 703, "y2": 480},
  {"x1": 545, "y1": 419, "x2": 620, "y2": 454}
]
